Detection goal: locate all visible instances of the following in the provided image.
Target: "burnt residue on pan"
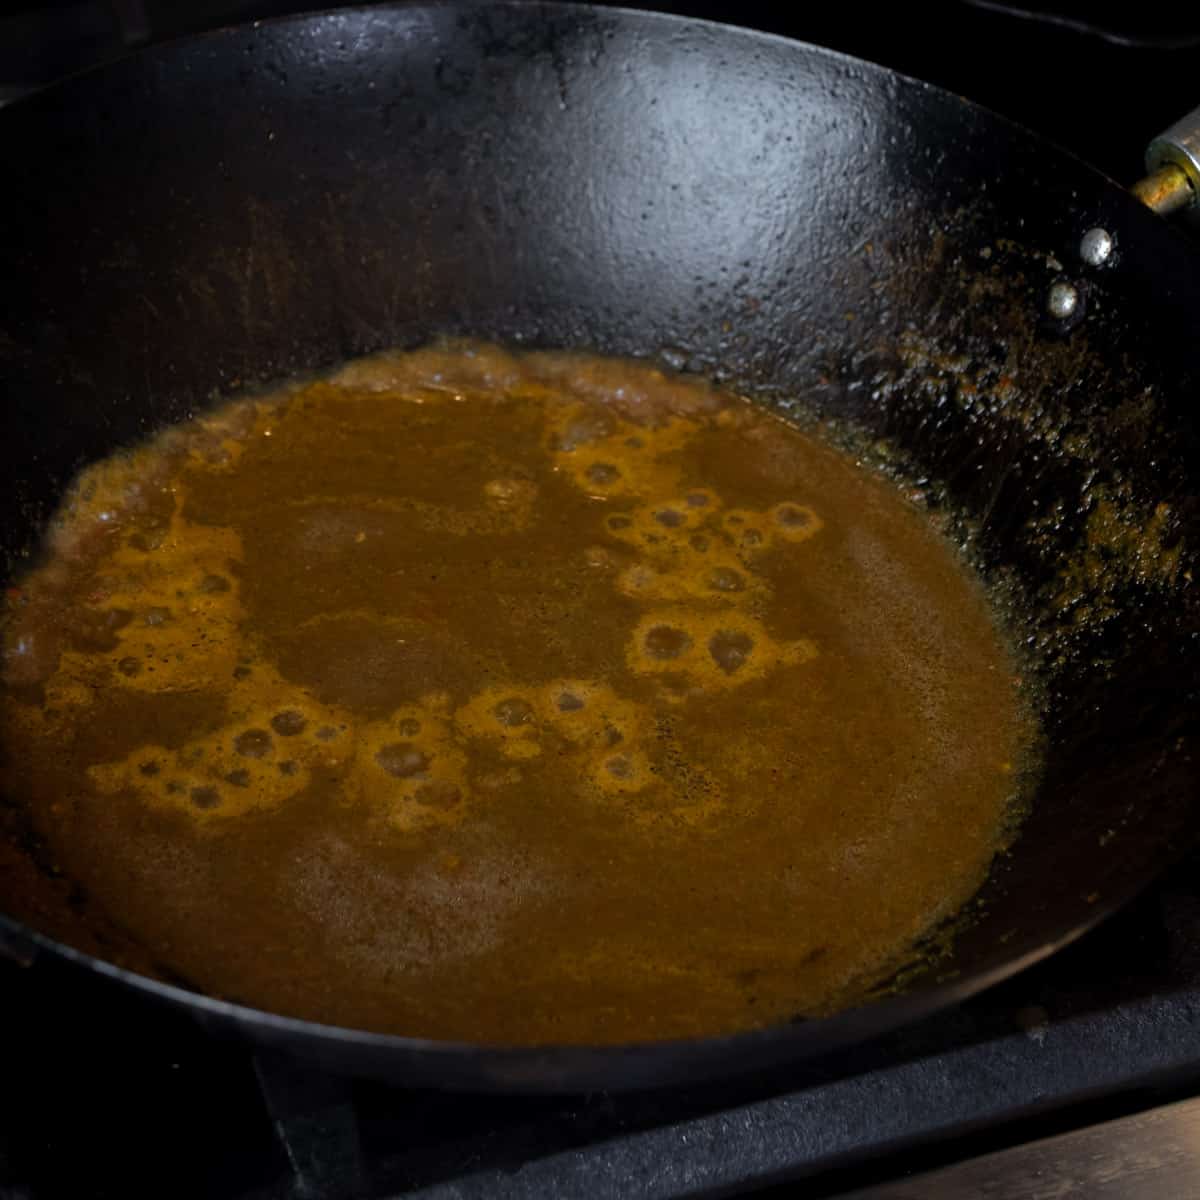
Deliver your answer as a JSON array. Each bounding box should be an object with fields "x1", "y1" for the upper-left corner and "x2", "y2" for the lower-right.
[{"x1": 743, "y1": 211, "x2": 1200, "y2": 989}]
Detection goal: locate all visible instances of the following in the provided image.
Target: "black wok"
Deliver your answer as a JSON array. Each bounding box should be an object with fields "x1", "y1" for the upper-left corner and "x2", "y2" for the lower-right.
[{"x1": 1, "y1": 2, "x2": 1198, "y2": 1092}]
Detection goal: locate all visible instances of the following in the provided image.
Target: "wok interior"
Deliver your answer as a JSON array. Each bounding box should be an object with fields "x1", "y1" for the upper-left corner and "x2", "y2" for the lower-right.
[{"x1": 1, "y1": 3, "x2": 1198, "y2": 1064}]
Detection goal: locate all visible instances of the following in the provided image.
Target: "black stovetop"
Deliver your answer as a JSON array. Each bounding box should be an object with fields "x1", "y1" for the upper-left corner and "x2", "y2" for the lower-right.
[{"x1": 3, "y1": 4, "x2": 1200, "y2": 1199}]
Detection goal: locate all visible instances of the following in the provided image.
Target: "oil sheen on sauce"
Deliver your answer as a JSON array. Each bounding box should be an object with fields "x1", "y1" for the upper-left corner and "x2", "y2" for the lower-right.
[{"x1": 0, "y1": 343, "x2": 1030, "y2": 1045}]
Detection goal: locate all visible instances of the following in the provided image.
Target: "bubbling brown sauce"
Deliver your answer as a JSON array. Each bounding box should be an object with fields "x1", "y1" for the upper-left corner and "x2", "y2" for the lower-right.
[{"x1": 0, "y1": 343, "x2": 1030, "y2": 1044}]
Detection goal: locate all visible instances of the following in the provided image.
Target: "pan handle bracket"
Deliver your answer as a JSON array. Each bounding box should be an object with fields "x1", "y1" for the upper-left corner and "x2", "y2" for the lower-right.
[{"x1": 1133, "y1": 106, "x2": 1200, "y2": 217}]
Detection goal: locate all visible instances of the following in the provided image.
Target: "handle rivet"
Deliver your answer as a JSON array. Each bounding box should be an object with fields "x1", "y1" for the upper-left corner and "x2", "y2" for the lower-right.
[
  {"x1": 1047, "y1": 280, "x2": 1080, "y2": 320},
  {"x1": 1079, "y1": 227, "x2": 1114, "y2": 266}
]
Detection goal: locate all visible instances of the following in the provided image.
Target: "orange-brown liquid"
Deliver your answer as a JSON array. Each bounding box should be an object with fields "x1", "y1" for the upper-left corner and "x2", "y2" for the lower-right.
[{"x1": 0, "y1": 344, "x2": 1029, "y2": 1044}]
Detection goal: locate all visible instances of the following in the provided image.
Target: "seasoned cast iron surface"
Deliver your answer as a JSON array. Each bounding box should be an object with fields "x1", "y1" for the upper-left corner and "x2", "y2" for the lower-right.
[{"x1": 0, "y1": 4, "x2": 1198, "y2": 1086}]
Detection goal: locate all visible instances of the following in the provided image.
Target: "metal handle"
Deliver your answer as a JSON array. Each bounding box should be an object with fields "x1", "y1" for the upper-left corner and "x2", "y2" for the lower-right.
[{"x1": 1133, "y1": 105, "x2": 1200, "y2": 217}]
